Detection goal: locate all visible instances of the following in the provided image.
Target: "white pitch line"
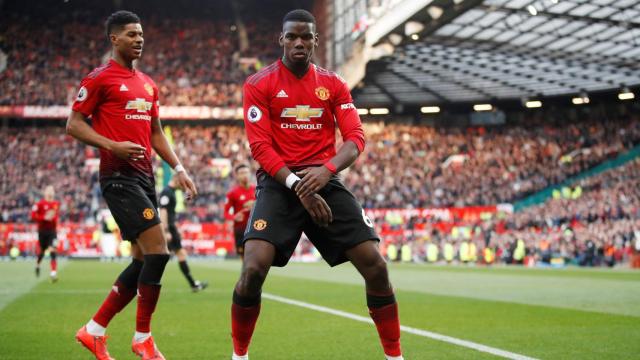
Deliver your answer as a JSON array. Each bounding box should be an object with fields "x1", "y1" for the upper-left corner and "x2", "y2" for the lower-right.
[{"x1": 262, "y1": 293, "x2": 538, "y2": 360}]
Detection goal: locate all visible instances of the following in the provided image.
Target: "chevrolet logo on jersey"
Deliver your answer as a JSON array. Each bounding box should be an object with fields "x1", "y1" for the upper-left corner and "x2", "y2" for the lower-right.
[
  {"x1": 125, "y1": 98, "x2": 153, "y2": 113},
  {"x1": 281, "y1": 106, "x2": 323, "y2": 122}
]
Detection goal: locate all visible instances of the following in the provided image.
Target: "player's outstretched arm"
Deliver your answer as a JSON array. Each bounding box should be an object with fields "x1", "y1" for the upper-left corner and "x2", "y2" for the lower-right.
[
  {"x1": 150, "y1": 117, "x2": 198, "y2": 199},
  {"x1": 66, "y1": 110, "x2": 146, "y2": 161}
]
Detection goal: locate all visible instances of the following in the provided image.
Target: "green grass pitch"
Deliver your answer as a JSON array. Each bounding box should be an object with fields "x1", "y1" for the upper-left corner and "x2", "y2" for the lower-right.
[{"x1": 0, "y1": 260, "x2": 639, "y2": 359}]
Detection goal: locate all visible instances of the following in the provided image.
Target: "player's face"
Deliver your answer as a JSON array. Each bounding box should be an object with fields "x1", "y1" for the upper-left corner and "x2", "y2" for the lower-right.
[
  {"x1": 236, "y1": 168, "x2": 250, "y2": 184},
  {"x1": 44, "y1": 186, "x2": 54, "y2": 200},
  {"x1": 280, "y1": 22, "x2": 317, "y2": 65},
  {"x1": 112, "y1": 23, "x2": 144, "y2": 61}
]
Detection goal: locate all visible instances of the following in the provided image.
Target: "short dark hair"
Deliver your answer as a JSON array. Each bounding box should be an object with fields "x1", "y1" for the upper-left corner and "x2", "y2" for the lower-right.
[
  {"x1": 234, "y1": 164, "x2": 249, "y2": 173},
  {"x1": 282, "y1": 9, "x2": 316, "y2": 25},
  {"x1": 105, "y1": 10, "x2": 141, "y2": 39}
]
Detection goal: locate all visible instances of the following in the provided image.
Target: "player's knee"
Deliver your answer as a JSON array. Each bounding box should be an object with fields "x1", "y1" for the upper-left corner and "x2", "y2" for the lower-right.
[
  {"x1": 241, "y1": 263, "x2": 268, "y2": 288},
  {"x1": 245, "y1": 264, "x2": 268, "y2": 282},
  {"x1": 144, "y1": 242, "x2": 170, "y2": 255},
  {"x1": 139, "y1": 254, "x2": 170, "y2": 286},
  {"x1": 118, "y1": 258, "x2": 144, "y2": 288},
  {"x1": 366, "y1": 258, "x2": 389, "y2": 282}
]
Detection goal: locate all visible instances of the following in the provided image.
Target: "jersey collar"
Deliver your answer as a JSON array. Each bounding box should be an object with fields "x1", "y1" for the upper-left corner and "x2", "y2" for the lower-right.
[{"x1": 109, "y1": 58, "x2": 137, "y2": 76}]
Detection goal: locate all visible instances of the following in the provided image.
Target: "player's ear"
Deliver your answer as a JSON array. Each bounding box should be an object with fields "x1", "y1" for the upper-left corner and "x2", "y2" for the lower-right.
[
  {"x1": 278, "y1": 32, "x2": 284, "y2": 46},
  {"x1": 314, "y1": 33, "x2": 319, "y2": 47}
]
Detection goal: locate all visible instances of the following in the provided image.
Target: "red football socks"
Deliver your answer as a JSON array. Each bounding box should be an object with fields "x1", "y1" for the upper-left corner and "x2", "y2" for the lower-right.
[
  {"x1": 369, "y1": 298, "x2": 402, "y2": 357},
  {"x1": 136, "y1": 283, "x2": 161, "y2": 333},
  {"x1": 92, "y1": 280, "x2": 137, "y2": 327},
  {"x1": 231, "y1": 303, "x2": 261, "y2": 356}
]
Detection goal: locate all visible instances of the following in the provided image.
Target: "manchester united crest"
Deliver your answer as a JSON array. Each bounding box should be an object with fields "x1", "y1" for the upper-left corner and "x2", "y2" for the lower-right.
[
  {"x1": 144, "y1": 83, "x2": 154, "y2": 96},
  {"x1": 253, "y1": 219, "x2": 267, "y2": 231},
  {"x1": 143, "y1": 208, "x2": 155, "y2": 220},
  {"x1": 315, "y1": 86, "x2": 330, "y2": 101}
]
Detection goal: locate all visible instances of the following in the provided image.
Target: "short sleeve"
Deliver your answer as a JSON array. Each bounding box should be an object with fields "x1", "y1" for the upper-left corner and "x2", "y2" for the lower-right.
[
  {"x1": 71, "y1": 75, "x2": 103, "y2": 117},
  {"x1": 150, "y1": 82, "x2": 160, "y2": 118}
]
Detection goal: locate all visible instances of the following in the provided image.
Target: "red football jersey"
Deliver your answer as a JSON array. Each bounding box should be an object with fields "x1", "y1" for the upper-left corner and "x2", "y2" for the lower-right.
[
  {"x1": 224, "y1": 185, "x2": 256, "y2": 230},
  {"x1": 72, "y1": 59, "x2": 159, "y2": 178},
  {"x1": 31, "y1": 200, "x2": 60, "y2": 232},
  {"x1": 243, "y1": 59, "x2": 365, "y2": 177}
]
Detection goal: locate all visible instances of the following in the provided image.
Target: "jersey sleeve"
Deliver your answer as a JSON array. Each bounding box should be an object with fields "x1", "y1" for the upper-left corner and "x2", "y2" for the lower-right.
[
  {"x1": 332, "y1": 78, "x2": 365, "y2": 153},
  {"x1": 30, "y1": 203, "x2": 42, "y2": 222},
  {"x1": 150, "y1": 80, "x2": 160, "y2": 118},
  {"x1": 71, "y1": 74, "x2": 103, "y2": 117},
  {"x1": 243, "y1": 82, "x2": 286, "y2": 177},
  {"x1": 224, "y1": 192, "x2": 235, "y2": 220},
  {"x1": 52, "y1": 202, "x2": 60, "y2": 223}
]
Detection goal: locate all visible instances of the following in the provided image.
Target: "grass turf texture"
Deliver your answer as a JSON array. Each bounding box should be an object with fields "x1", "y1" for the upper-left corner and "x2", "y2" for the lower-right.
[{"x1": 0, "y1": 260, "x2": 638, "y2": 359}]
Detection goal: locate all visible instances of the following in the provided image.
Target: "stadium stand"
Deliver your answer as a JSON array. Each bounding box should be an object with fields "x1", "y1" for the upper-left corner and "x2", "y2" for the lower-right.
[
  {"x1": 351, "y1": 118, "x2": 640, "y2": 208},
  {"x1": 1, "y1": 119, "x2": 639, "y2": 265},
  {"x1": 0, "y1": 7, "x2": 277, "y2": 107},
  {"x1": 0, "y1": 0, "x2": 638, "y2": 267}
]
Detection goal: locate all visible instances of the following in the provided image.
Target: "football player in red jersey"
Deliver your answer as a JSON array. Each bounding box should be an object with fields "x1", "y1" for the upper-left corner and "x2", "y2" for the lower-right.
[
  {"x1": 224, "y1": 164, "x2": 256, "y2": 260},
  {"x1": 66, "y1": 11, "x2": 197, "y2": 360},
  {"x1": 230, "y1": 9, "x2": 403, "y2": 360},
  {"x1": 31, "y1": 185, "x2": 60, "y2": 282}
]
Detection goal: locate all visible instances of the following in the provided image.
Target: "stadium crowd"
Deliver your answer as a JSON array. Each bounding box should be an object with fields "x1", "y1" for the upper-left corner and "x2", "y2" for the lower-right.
[
  {"x1": 0, "y1": 126, "x2": 97, "y2": 224},
  {"x1": 1, "y1": 119, "x2": 639, "y2": 266},
  {"x1": 349, "y1": 118, "x2": 640, "y2": 208},
  {"x1": 394, "y1": 158, "x2": 640, "y2": 267},
  {"x1": 0, "y1": 11, "x2": 277, "y2": 107},
  {"x1": 511, "y1": 157, "x2": 640, "y2": 266},
  {"x1": 387, "y1": 158, "x2": 640, "y2": 266}
]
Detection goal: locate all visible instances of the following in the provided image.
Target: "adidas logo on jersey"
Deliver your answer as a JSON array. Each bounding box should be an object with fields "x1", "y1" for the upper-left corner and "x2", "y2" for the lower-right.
[
  {"x1": 120, "y1": 84, "x2": 129, "y2": 92},
  {"x1": 276, "y1": 89, "x2": 288, "y2": 98}
]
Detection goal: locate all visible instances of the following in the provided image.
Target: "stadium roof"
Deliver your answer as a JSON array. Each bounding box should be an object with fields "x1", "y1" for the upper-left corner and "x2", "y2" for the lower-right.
[{"x1": 353, "y1": 0, "x2": 640, "y2": 106}]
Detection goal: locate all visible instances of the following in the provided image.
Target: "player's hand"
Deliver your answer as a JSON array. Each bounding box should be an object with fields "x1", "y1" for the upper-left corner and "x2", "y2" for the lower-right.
[
  {"x1": 234, "y1": 212, "x2": 245, "y2": 222},
  {"x1": 164, "y1": 231, "x2": 172, "y2": 241},
  {"x1": 299, "y1": 194, "x2": 333, "y2": 227},
  {"x1": 175, "y1": 170, "x2": 198, "y2": 200},
  {"x1": 110, "y1": 141, "x2": 146, "y2": 161},
  {"x1": 296, "y1": 166, "x2": 332, "y2": 199},
  {"x1": 243, "y1": 200, "x2": 255, "y2": 209},
  {"x1": 44, "y1": 209, "x2": 56, "y2": 221}
]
